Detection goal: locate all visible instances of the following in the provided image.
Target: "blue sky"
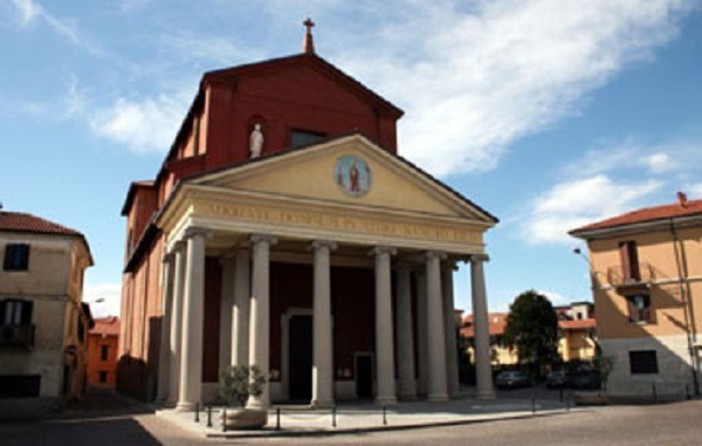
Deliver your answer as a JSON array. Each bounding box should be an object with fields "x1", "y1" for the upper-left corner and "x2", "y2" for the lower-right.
[{"x1": 1, "y1": 1, "x2": 701, "y2": 318}]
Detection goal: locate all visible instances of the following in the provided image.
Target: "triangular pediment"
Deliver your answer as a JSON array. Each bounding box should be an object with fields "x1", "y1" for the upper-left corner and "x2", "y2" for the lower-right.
[{"x1": 191, "y1": 134, "x2": 496, "y2": 224}]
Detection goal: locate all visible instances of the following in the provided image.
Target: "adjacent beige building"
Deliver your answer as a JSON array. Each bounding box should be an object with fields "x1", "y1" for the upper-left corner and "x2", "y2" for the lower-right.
[
  {"x1": 0, "y1": 211, "x2": 93, "y2": 413},
  {"x1": 570, "y1": 193, "x2": 702, "y2": 397}
]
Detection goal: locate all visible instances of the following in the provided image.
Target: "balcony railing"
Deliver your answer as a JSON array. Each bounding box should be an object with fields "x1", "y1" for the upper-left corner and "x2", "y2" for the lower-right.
[
  {"x1": 606, "y1": 262, "x2": 655, "y2": 287},
  {"x1": 0, "y1": 324, "x2": 36, "y2": 348}
]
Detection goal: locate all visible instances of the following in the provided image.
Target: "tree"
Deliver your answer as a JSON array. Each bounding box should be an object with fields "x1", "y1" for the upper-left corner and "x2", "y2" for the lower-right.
[
  {"x1": 219, "y1": 365, "x2": 266, "y2": 407},
  {"x1": 504, "y1": 290, "x2": 559, "y2": 376}
]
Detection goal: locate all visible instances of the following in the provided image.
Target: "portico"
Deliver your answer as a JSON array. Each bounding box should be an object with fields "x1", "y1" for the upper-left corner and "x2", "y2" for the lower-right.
[{"x1": 154, "y1": 133, "x2": 497, "y2": 409}]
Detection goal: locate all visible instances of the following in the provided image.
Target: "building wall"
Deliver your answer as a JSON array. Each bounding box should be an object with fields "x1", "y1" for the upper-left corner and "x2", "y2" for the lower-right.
[
  {"x1": 86, "y1": 333, "x2": 119, "y2": 388},
  {"x1": 559, "y1": 329, "x2": 596, "y2": 362}
]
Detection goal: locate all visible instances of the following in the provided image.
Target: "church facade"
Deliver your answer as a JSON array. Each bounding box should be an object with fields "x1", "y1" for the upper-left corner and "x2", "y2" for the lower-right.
[{"x1": 119, "y1": 26, "x2": 497, "y2": 410}]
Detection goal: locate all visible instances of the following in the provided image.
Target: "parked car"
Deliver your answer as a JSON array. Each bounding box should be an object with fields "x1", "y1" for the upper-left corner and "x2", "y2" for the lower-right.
[
  {"x1": 495, "y1": 371, "x2": 531, "y2": 389},
  {"x1": 569, "y1": 370, "x2": 601, "y2": 390},
  {"x1": 546, "y1": 370, "x2": 569, "y2": 389}
]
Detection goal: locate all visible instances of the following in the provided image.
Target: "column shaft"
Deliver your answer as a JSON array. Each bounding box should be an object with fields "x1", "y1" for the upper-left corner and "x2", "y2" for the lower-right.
[
  {"x1": 442, "y1": 264, "x2": 460, "y2": 398},
  {"x1": 156, "y1": 254, "x2": 175, "y2": 402},
  {"x1": 374, "y1": 247, "x2": 397, "y2": 405},
  {"x1": 426, "y1": 252, "x2": 448, "y2": 401},
  {"x1": 416, "y1": 271, "x2": 428, "y2": 396},
  {"x1": 232, "y1": 249, "x2": 250, "y2": 367},
  {"x1": 312, "y1": 241, "x2": 335, "y2": 407},
  {"x1": 168, "y1": 243, "x2": 186, "y2": 405},
  {"x1": 247, "y1": 235, "x2": 274, "y2": 409},
  {"x1": 471, "y1": 255, "x2": 496, "y2": 399},
  {"x1": 395, "y1": 265, "x2": 417, "y2": 400},
  {"x1": 219, "y1": 258, "x2": 235, "y2": 371},
  {"x1": 176, "y1": 230, "x2": 207, "y2": 411}
]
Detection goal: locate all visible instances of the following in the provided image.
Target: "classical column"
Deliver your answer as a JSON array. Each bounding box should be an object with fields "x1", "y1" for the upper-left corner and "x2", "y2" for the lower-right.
[
  {"x1": 373, "y1": 246, "x2": 397, "y2": 405},
  {"x1": 471, "y1": 254, "x2": 496, "y2": 399},
  {"x1": 311, "y1": 240, "x2": 336, "y2": 408},
  {"x1": 219, "y1": 257, "x2": 236, "y2": 371},
  {"x1": 247, "y1": 234, "x2": 276, "y2": 409},
  {"x1": 156, "y1": 252, "x2": 175, "y2": 402},
  {"x1": 176, "y1": 229, "x2": 209, "y2": 411},
  {"x1": 168, "y1": 242, "x2": 186, "y2": 405},
  {"x1": 442, "y1": 262, "x2": 460, "y2": 398},
  {"x1": 416, "y1": 270, "x2": 428, "y2": 397},
  {"x1": 232, "y1": 249, "x2": 250, "y2": 367},
  {"x1": 395, "y1": 263, "x2": 417, "y2": 400},
  {"x1": 426, "y1": 251, "x2": 448, "y2": 401}
]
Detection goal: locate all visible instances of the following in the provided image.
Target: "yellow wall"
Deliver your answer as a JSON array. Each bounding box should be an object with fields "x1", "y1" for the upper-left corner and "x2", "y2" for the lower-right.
[{"x1": 588, "y1": 225, "x2": 702, "y2": 340}]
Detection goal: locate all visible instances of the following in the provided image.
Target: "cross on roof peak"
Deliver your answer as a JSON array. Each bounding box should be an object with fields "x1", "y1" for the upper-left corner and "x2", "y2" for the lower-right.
[{"x1": 302, "y1": 18, "x2": 316, "y2": 54}]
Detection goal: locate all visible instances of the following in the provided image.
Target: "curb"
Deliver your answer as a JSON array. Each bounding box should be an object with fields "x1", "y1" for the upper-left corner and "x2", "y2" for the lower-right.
[{"x1": 204, "y1": 409, "x2": 577, "y2": 439}]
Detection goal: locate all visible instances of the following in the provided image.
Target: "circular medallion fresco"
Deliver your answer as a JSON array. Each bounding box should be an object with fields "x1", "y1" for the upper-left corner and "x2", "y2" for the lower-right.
[{"x1": 334, "y1": 155, "x2": 372, "y2": 197}]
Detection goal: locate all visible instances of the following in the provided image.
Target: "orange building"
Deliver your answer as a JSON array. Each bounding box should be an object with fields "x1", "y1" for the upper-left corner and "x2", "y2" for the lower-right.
[
  {"x1": 570, "y1": 193, "x2": 702, "y2": 397},
  {"x1": 87, "y1": 317, "x2": 120, "y2": 388}
]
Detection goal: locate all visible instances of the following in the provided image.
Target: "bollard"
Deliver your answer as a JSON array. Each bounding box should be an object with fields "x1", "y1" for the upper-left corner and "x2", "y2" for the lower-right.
[
  {"x1": 194, "y1": 402, "x2": 200, "y2": 423},
  {"x1": 207, "y1": 405, "x2": 212, "y2": 428},
  {"x1": 652, "y1": 383, "x2": 657, "y2": 402},
  {"x1": 531, "y1": 390, "x2": 536, "y2": 414},
  {"x1": 565, "y1": 391, "x2": 570, "y2": 412},
  {"x1": 382, "y1": 405, "x2": 387, "y2": 425},
  {"x1": 222, "y1": 407, "x2": 227, "y2": 433},
  {"x1": 332, "y1": 406, "x2": 337, "y2": 428},
  {"x1": 559, "y1": 387, "x2": 564, "y2": 403},
  {"x1": 276, "y1": 407, "x2": 281, "y2": 431}
]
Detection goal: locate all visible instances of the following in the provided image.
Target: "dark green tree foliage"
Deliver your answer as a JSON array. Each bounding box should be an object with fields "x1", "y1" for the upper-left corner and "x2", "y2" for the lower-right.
[{"x1": 504, "y1": 290, "x2": 559, "y2": 370}]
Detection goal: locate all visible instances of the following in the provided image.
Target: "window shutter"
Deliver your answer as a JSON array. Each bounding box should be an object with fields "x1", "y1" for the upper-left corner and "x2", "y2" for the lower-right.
[
  {"x1": 20, "y1": 301, "x2": 33, "y2": 325},
  {"x1": 627, "y1": 297, "x2": 638, "y2": 322},
  {"x1": 619, "y1": 242, "x2": 631, "y2": 281}
]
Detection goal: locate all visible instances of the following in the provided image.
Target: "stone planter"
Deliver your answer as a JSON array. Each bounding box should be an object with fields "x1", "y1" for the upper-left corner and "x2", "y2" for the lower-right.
[
  {"x1": 220, "y1": 407, "x2": 268, "y2": 430},
  {"x1": 573, "y1": 391, "x2": 609, "y2": 406}
]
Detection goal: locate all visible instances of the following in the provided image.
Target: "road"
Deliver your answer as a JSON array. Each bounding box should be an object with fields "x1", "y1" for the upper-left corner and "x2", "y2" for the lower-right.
[{"x1": 1, "y1": 393, "x2": 700, "y2": 445}]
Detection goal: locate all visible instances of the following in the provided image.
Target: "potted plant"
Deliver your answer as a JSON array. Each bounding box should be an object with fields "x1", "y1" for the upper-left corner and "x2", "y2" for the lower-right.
[{"x1": 219, "y1": 365, "x2": 268, "y2": 429}]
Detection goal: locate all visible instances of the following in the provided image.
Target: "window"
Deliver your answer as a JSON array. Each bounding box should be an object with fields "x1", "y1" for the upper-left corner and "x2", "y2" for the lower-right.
[
  {"x1": 291, "y1": 129, "x2": 326, "y2": 148},
  {"x1": 0, "y1": 299, "x2": 33, "y2": 326},
  {"x1": 0, "y1": 375, "x2": 41, "y2": 398},
  {"x1": 100, "y1": 345, "x2": 109, "y2": 361},
  {"x1": 619, "y1": 240, "x2": 640, "y2": 281},
  {"x1": 630, "y1": 350, "x2": 658, "y2": 374},
  {"x1": 3, "y1": 244, "x2": 29, "y2": 271},
  {"x1": 98, "y1": 371, "x2": 108, "y2": 383},
  {"x1": 626, "y1": 293, "x2": 652, "y2": 323}
]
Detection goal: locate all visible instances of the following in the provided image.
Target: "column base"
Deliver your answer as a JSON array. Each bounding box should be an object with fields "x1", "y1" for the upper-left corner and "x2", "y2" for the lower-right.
[
  {"x1": 374, "y1": 396, "x2": 397, "y2": 406},
  {"x1": 310, "y1": 399, "x2": 335, "y2": 409},
  {"x1": 475, "y1": 389, "x2": 496, "y2": 400},
  {"x1": 398, "y1": 393, "x2": 417, "y2": 401},
  {"x1": 175, "y1": 402, "x2": 197, "y2": 412},
  {"x1": 427, "y1": 393, "x2": 449, "y2": 402}
]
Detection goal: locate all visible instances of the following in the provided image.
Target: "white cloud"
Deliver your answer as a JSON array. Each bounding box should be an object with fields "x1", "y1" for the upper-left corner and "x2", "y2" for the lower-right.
[
  {"x1": 523, "y1": 175, "x2": 662, "y2": 244},
  {"x1": 537, "y1": 289, "x2": 568, "y2": 305},
  {"x1": 83, "y1": 282, "x2": 122, "y2": 318},
  {"x1": 90, "y1": 93, "x2": 190, "y2": 154},
  {"x1": 644, "y1": 152, "x2": 678, "y2": 174},
  {"x1": 686, "y1": 183, "x2": 702, "y2": 199},
  {"x1": 10, "y1": 0, "x2": 41, "y2": 26},
  {"x1": 334, "y1": 0, "x2": 694, "y2": 176}
]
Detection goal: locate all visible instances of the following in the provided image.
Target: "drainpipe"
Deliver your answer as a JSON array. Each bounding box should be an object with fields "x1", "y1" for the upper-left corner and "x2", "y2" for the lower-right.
[{"x1": 669, "y1": 218, "x2": 700, "y2": 396}]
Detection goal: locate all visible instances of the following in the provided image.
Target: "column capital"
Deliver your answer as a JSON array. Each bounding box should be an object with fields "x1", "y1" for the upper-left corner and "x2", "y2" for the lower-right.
[
  {"x1": 370, "y1": 246, "x2": 397, "y2": 256},
  {"x1": 168, "y1": 240, "x2": 186, "y2": 255},
  {"x1": 250, "y1": 233, "x2": 278, "y2": 245},
  {"x1": 311, "y1": 240, "x2": 338, "y2": 251},
  {"x1": 425, "y1": 250, "x2": 447, "y2": 261},
  {"x1": 162, "y1": 251, "x2": 175, "y2": 264},
  {"x1": 470, "y1": 253, "x2": 490, "y2": 263},
  {"x1": 441, "y1": 260, "x2": 458, "y2": 272},
  {"x1": 184, "y1": 226, "x2": 214, "y2": 239}
]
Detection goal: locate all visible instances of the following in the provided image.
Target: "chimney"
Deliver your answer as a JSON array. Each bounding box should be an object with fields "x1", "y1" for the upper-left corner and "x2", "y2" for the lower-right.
[{"x1": 677, "y1": 191, "x2": 688, "y2": 207}]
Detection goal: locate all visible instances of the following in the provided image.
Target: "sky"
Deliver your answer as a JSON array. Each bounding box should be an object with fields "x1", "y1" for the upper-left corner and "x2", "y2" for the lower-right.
[{"x1": 1, "y1": 0, "x2": 701, "y2": 318}]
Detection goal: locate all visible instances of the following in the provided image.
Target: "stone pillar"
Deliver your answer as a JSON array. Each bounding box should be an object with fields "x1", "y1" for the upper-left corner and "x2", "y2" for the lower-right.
[
  {"x1": 311, "y1": 241, "x2": 336, "y2": 408},
  {"x1": 442, "y1": 262, "x2": 460, "y2": 398},
  {"x1": 471, "y1": 254, "x2": 496, "y2": 399},
  {"x1": 426, "y1": 251, "x2": 448, "y2": 401},
  {"x1": 395, "y1": 263, "x2": 417, "y2": 400},
  {"x1": 232, "y1": 249, "x2": 250, "y2": 367},
  {"x1": 176, "y1": 229, "x2": 209, "y2": 411},
  {"x1": 156, "y1": 252, "x2": 175, "y2": 402},
  {"x1": 168, "y1": 242, "x2": 186, "y2": 405},
  {"x1": 373, "y1": 246, "x2": 397, "y2": 405},
  {"x1": 247, "y1": 234, "x2": 276, "y2": 409},
  {"x1": 415, "y1": 270, "x2": 428, "y2": 397},
  {"x1": 219, "y1": 257, "x2": 235, "y2": 371}
]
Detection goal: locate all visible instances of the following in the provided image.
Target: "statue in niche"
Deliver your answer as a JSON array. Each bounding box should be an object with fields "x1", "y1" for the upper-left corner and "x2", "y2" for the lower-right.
[{"x1": 249, "y1": 123, "x2": 264, "y2": 158}]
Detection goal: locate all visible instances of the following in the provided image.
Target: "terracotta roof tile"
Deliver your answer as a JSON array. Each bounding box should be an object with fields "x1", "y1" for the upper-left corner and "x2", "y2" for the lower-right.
[
  {"x1": 570, "y1": 198, "x2": 702, "y2": 234},
  {"x1": 0, "y1": 211, "x2": 82, "y2": 237},
  {"x1": 91, "y1": 317, "x2": 120, "y2": 336},
  {"x1": 461, "y1": 313, "x2": 507, "y2": 338},
  {"x1": 559, "y1": 318, "x2": 596, "y2": 330}
]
